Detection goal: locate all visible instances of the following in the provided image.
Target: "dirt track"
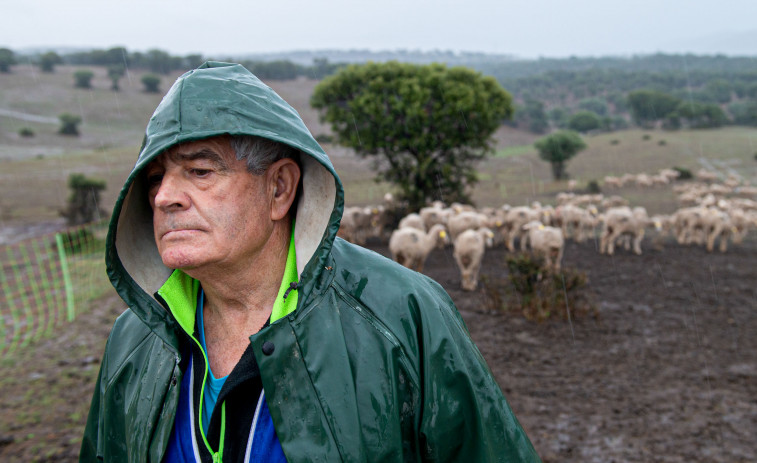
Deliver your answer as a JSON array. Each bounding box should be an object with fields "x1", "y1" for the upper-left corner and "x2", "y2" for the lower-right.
[{"x1": 1, "y1": 235, "x2": 755, "y2": 462}]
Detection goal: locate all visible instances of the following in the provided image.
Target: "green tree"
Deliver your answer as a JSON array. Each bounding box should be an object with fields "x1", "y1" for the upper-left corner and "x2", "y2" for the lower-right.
[
  {"x1": 141, "y1": 73, "x2": 161, "y2": 93},
  {"x1": 0, "y1": 47, "x2": 16, "y2": 73},
  {"x1": 58, "y1": 113, "x2": 82, "y2": 135},
  {"x1": 516, "y1": 99, "x2": 549, "y2": 133},
  {"x1": 703, "y1": 79, "x2": 732, "y2": 104},
  {"x1": 577, "y1": 97, "x2": 609, "y2": 116},
  {"x1": 627, "y1": 90, "x2": 681, "y2": 128},
  {"x1": 185, "y1": 54, "x2": 205, "y2": 69},
  {"x1": 567, "y1": 110, "x2": 602, "y2": 133},
  {"x1": 38, "y1": 51, "x2": 63, "y2": 72},
  {"x1": 548, "y1": 107, "x2": 569, "y2": 128},
  {"x1": 144, "y1": 48, "x2": 174, "y2": 74},
  {"x1": 674, "y1": 101, "x2": 729, "y2": 128},
  {"x1": 73, "y1": 69, "x2": 95, "y2": 89},
  {"x1": 728, "y1": 100, "x2": 757, "y2": 126},
  {"x1": 311, "y1": 61, "x2": 513, "y2": 209},
  {"x1": 534, "y1": 130, "x2": 587, "y2": 180},
  {"x1": 63, "y1": 173, "x2": 106, "y2": 226},
  {"x1": 108, "y1": 65, "x2": 125, "y2": 90}
]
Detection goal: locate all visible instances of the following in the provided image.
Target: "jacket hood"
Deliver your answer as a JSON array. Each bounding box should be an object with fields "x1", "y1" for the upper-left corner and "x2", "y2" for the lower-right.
[{"x1": 106, "y1": 61, "x2": 344, "y2": 329}]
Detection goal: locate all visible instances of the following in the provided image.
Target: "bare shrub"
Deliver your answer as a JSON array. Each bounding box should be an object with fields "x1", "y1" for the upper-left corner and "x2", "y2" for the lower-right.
[{"x1": 482, "y1": 253, "x2": 598, "y2": 322}]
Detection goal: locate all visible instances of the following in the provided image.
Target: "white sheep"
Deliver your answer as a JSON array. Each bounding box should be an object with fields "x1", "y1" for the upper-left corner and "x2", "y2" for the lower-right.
[
  {"x1": 338, "y1": 206, "x2": 374, "y2": 245},
  {"x1": 522, "y1": 221, "x2": 565, "y2": 273},
  {"x1": 447, "y1": 210, "x2": 490, "y2": 241},
  {"x1": 556, "y1": 204, "x2": 598, "y2": 243},
  {"x1": 503, "y1": 206, "x2": 542, "y2": 252},
  {"x1": 453, "y1": 227, "x2": 494, "y2": 291},
  {"x1": 397, "y1": 212, "x2": 426, "y2": 231},
  {"x1": 419, "y1": 204, "x2": 450, "y2": 231},
  {"x1": 388, "y1": 224, "x2": 449, "y2": 272},
  {"x1": 599, "y1": 207, "x2": 645, "y2": 255}
]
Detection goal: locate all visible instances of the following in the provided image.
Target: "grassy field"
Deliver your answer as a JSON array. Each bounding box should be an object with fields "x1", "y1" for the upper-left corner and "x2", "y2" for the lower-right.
[{"x1": 1, "y1": 64, "x2": 756, "y2": 224}]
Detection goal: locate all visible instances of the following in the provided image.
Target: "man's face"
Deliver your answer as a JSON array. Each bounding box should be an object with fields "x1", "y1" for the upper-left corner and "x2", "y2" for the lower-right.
[{"x1": 145, "y1": 137, "x2": 274, "y2": 273}]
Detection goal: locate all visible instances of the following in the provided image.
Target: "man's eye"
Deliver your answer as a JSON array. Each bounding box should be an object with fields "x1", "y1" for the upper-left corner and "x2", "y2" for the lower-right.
[
  {"x1": 191, "y1": 169, "x2": 211, "y2": 177},
  {"x1": 147, "y1": 173, "x2": 163, "y2": 187}
]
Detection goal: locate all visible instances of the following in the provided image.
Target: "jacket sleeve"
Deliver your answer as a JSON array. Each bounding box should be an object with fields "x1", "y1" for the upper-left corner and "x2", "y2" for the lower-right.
[
  {"x1": 416, "y1": 284, "x2": 541, "y2": 462},
  {"x1": 79, "y1": 342, "x2": 107, "y2": 462}
]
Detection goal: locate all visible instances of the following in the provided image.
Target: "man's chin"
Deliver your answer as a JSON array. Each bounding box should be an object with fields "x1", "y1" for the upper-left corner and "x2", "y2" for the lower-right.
[{"x1": 159, "y1": 249, "x2": 203, "y2": 270}]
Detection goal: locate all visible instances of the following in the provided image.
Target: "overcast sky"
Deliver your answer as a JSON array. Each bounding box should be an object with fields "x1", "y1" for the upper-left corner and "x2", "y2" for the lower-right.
[{"x1": 3, "y1": 0, "x2": 757, "y2": 58}]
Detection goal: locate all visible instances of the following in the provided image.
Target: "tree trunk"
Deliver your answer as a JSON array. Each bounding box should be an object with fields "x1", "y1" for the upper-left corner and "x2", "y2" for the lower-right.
[{"x1": 551, "y1": 161, "x2": 566, "y2": 180}]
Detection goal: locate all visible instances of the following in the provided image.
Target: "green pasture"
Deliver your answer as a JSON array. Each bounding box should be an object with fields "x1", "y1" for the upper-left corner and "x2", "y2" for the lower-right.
[{"x1": 1, "y1": 64, "x2": 756, "y2": 223}]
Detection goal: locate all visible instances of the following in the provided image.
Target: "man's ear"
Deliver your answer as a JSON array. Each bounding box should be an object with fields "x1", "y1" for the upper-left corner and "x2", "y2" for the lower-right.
[{"x1": 268, "y1": 158, "x2": 301, "y2": 221}]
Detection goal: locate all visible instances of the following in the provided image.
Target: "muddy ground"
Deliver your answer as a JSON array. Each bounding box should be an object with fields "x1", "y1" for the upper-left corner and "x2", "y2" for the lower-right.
[{"x1": 1, "y1": 235, "x2": 756, "y2": 462}]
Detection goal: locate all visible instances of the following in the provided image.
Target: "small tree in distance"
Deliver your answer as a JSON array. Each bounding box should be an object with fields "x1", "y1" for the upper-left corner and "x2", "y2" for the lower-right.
[
  {"x1": 39, "y1": 51, "x2": 63, "y2": 73},
  {"x1": 0, "y1": 48, "x2": 16, "y2": 73},
  {"x1": 311, "y1": 61, "x2": 513, "y2": 210},
  {"x1": 108, "y1": 65, "x2": 125, "y2": 91},
  {"x1": 567, "y1": 111, "x2": 602, "y2": 133},
  {"x1": 62, "y1": 173, "x2": 106, "y2": 226},
  {"x1": 58, "y1": 113, "x2": 82, "y2": 136},
  {"x1": 141, "y1": 73, "x2": 161, "y2": 93},
  {"x1": 534, "y1": 130, "x2": 587, "y2": 180},
  {"x1": 74, "y1": 69, "x2": 95, "y2": 89}
]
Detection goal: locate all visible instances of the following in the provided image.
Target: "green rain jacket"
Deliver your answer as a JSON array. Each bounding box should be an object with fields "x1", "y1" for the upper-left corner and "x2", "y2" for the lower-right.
[{"x1": 80, "y1": 62, "x2": 541, "y2": 462}]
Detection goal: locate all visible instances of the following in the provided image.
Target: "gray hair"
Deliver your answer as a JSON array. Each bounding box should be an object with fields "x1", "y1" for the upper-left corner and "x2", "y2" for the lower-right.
[{"x1": 229, "y1": 134, "x2": 300, "y2": 175}]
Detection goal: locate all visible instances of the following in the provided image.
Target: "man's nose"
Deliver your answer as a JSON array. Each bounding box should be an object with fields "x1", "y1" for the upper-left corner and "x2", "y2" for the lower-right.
[{"x1": 153, "y1": 172, "x2": 190, "y2": 211}]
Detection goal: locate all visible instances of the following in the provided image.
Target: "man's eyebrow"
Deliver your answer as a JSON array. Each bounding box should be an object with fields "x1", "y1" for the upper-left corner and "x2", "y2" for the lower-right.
[{"x1": 174, "y1": 148, "x2": 231, "y2": 171}]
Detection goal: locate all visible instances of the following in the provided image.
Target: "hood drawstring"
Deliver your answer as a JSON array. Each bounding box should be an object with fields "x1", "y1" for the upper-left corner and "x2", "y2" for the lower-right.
[{"x1": 283, "y1": 281, "x2": 299, "y2": 301}]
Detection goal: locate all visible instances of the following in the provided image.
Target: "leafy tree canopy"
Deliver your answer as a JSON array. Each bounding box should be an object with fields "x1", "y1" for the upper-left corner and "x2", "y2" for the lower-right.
[
  {"x1": 141, "y1": 73, "x2": 161, "y2": 93},
  {"x1": 73, "y1": 69, "x2": 95, "y2": 89},
  {"x1": 673, "y1": 101, "x2": 729, "y2": 129},
  {"x1": 515, "y1": 99, "x2": 549, "y2": 134},
  {"x1": 567, "y1": 110, "x2": 602, "y2": 133},
  {"x1": 534, "y1": 130, "x2": 587, "y2": 180},
  {"x1": 627, "y1": 89, "x2": 681, "y2": 128},
  {"x1": 58, "y1": 113, "x2": 82, "y2": 136},
  {"x1": 0, "y1": 47, "x2": 16, "y2": 73},
  {"x1": 39, "y1": 51, "x2": 63, "y2": 72},
  {"x1": 311, "y1": 61, "x2": 513, "y2": 209}
]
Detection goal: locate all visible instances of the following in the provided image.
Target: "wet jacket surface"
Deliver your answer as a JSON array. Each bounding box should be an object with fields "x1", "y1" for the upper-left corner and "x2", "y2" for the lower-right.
[{"x1": 80, "y1": 62, "x2": 541, "y2": 462}]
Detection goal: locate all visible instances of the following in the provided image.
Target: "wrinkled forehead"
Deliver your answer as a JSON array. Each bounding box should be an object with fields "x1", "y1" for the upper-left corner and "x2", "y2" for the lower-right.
[{"x1": 149, "y1": 135, "x2": 236, "y2": 169}]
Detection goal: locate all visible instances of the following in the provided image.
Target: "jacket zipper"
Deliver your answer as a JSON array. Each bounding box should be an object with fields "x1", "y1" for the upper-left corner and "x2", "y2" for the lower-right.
[{"x1": 190, "y1": 333, "x2": 226, "y2": 463}]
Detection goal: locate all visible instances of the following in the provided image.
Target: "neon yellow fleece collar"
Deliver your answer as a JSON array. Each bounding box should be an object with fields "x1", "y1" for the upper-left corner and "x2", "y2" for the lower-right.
[{"x1": 157, "y1": 229, "x2": 299, "y2": 336}]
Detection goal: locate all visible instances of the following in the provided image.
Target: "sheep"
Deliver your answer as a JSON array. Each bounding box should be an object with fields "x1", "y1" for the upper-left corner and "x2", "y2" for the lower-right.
[
  {"x1": 672, "y1": 206, "x2": 708, "y2": 246},
  {"x1": 388, "y1": 224, "x2": 449, "y2": 272},
  {"x1": 603, "y1": 176, "x2": 623, "y2": 189},
  {"x1": 658, "y1": 168, "x2": 681, "y2": 182},
  {"x1": 453, "y1": 227, "x2": 494, "y2": 291},
  {"x1": 600, "y1": 195, "x2": 630, "y2": 210},
  {"x1": 616, "y1": 207, "x2": 650, "y2": 251},
  {"x1": 599, "y1": 207, "x2": 645, "y2": 255},
  {"x1": 447, "y1": 210, "x2": 490, "y2": 241},
  {"x1": 522, "y1": 221, "x2": 565, "y2": 273},
  {"x1": 556, "y1": 204, "x2": 598, "y2": 243},
  {"x1": 397, "y1": 212, "x2": 426, "y2": 231},
  {"x1": 702, "y1": 208, "x2": 736, "y2": 252},
  {"x1": 502, "y1": 206, "x2": 542, "y2": 251},
  {"x1": 696, "y1": 168, "x2": 719, "y2": 183},
  {"x1": 338, "y1": 206, "x2": 374, "y2": 245},
  {"x1": 419, "y1": 204, "x2": 450, "y2": 231}
]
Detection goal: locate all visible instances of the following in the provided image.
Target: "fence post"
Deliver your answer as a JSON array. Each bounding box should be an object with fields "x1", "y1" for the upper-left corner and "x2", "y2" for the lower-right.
[{"x1": 55, "y1": 233, "x2": 76, "y2": 322}]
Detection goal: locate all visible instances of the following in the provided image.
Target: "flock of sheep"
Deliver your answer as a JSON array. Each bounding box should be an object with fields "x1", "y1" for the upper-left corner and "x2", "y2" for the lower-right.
[{"x1": 337, "y1": 167, "x2": 757, "y2": 292}]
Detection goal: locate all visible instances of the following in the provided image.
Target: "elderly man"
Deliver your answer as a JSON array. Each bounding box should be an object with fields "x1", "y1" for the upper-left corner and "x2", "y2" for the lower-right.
[{"x1": 80, "y1": 62, "x2": 540, "y2": 462}]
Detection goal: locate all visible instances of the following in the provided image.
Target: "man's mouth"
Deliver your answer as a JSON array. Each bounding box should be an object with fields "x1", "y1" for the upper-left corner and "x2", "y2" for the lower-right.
[{"x1": 161, "y1": 228, "x2": 201, "y2": 239}]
